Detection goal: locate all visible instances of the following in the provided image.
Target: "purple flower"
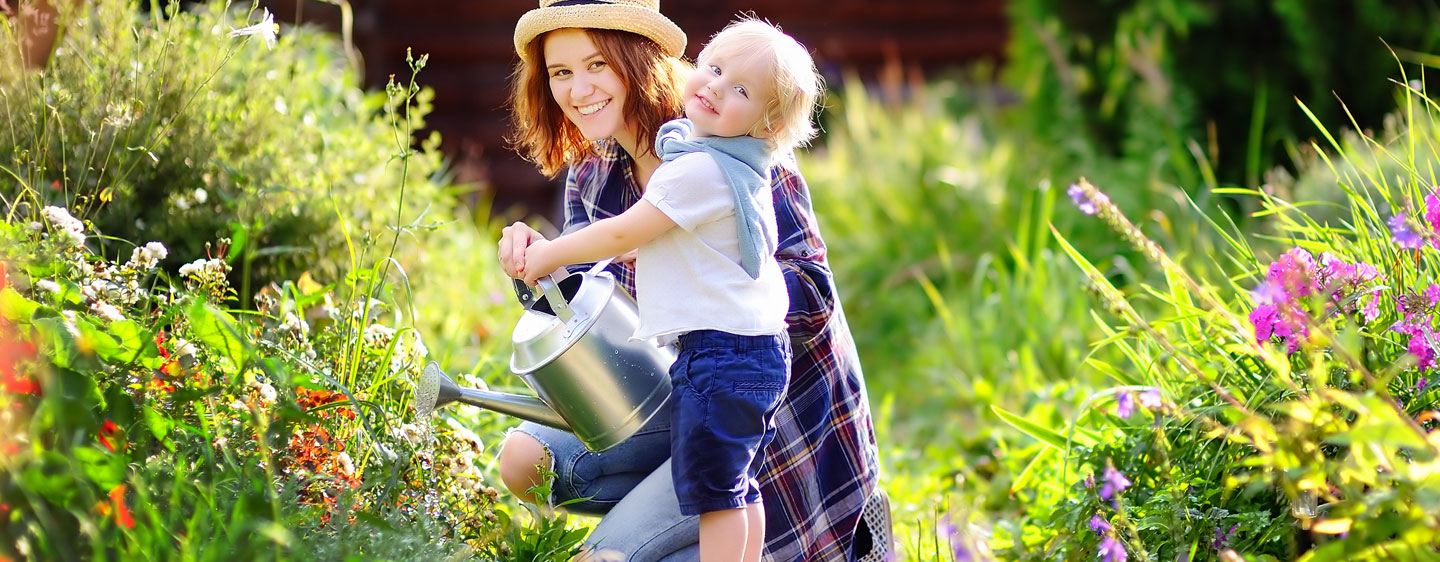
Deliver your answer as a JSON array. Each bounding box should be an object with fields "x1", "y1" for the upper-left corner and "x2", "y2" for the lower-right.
[
  {"x1": 1394, "y1": 320, "x2": 1438, "y2": 371},
  {"x1": 1089, "y1": 514, "x2": 1112, "y2": 535},
  {"x1": 1419, "y1": 377, "x2": 1430, "y2": 391},
  {"x1": 1099, "y1": 465, "x2": 1132, "y2": 502},
  {"x1": 1068, "y1": 183, "x2": 1097, "y2": 215},
  {"x1": 1249, "y1": 247, "x2": 1323, "y2": 351},
  {"x1": 1426, "y1": 194, "x2": 1440, "y2": 246},
  {"x1": 1115, "y1": 392, "x2": 1135, "y2": 418},
  {"x1": 938, "y1": 516, "x2": 972, "y2": 562},
  {"x1": 1391, "y1": 213, "x2": 1424, "y2": 249},
  {"x1": 1098, "y1": 535, "x2": 1128, "y2": 562},
  {"x1": 1212, "y1": 524, "x2": 1238, "y2": 550},
  {"x1": 1139, "y1": 389, "x2": 1162, "y2": 409},
  {"x1": 1427, "y1": 284, "x2": 1440, "y2": 307}
]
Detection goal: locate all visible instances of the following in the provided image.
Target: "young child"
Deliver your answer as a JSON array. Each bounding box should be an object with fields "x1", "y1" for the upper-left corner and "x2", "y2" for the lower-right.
[{"x1": 519, "y1": 18, "x2": 822, "y2": 562}]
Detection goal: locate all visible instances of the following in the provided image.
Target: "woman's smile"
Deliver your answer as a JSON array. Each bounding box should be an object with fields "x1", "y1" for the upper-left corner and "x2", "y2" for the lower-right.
[{"x1": 577, "y1": 99, "x2": 610, "y2": 116}]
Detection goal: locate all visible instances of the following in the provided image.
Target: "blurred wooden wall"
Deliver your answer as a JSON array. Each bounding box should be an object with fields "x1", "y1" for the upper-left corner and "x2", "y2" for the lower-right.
[{"x1": 260, "y1": 0, "x2": 1007, "y2": 222}]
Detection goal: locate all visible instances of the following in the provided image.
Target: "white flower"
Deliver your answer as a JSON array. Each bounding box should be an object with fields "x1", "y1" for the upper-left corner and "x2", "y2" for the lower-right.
[
  {"x1": 178, "y1": 258, "x2": 230, "y2": 284},
  {"x1": 127, "y1": 241, "x2": 168, "y2": 270},
  {"x1": 35, "y1": 279, "x2": 60, "y2": 294},
  {"x1": 27, "y1": 222, "x2": 41, "y2": 231},
  {"x1": 257, "y1": 383, "x2": 277, "y2": 404},
  {"x1": 90, "y1": 301, "x2": 125, "y2": 323},
  {"x1": 392, "y1": 423, "x2": 425, "y2": 446},
  {"x1": 279, "y1": 312, "x2": 309, "y2": 336},
  {"x1": 364, "y1": 324, "x2": 396, "y2": 347},
  {"x1": 41, "y1": 206, "x2": 87, "y2": 249},
  {"x1": 173, "y1": 338, "x2": 198, "y2": 359},
  {"x1": 336, "y1": 452, "x2": 354, "y2": 476},
  {"x1": 228, "y1": 9, "x2": 278, "y2": 50}
]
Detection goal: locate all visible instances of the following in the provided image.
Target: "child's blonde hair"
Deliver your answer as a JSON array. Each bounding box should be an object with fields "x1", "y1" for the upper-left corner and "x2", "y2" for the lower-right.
[{"x1": 698, "y1": 18, "x2": 823, "y2": 152}]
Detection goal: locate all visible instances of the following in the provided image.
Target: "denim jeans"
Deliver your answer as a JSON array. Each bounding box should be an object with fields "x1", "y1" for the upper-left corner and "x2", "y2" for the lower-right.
[{"x1": 510, "y1": 411, "x2": 701, "y2": 562}]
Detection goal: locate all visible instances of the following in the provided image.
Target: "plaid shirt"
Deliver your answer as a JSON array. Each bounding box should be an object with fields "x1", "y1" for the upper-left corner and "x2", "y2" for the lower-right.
[{"x1": 563, "y1": 140, "x2": 881, "y2": 561}]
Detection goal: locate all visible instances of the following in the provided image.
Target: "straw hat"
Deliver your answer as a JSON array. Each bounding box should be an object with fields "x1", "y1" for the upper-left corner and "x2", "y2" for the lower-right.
[{"x1": 513, "y1": 0, "x2": 686, "y2": 62}]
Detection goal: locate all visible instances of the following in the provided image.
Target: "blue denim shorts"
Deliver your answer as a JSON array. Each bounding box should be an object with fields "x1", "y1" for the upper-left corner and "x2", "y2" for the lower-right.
[{"x1": 669, "y1": 330, "x2": 790, "y2": 516}]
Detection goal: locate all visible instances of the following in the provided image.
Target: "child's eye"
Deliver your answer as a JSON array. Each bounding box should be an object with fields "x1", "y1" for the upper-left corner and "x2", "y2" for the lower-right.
[
  {"x1": 734, "y1": 85, "x2": 748, "y2": 98},
  {"x1": 709, "y1": 64, "x2": 721, "y2": 75}
]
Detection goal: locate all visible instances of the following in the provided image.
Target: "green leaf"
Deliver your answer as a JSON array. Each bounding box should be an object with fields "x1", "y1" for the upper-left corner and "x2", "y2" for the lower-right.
[
  {"x1": 0, "y1": 287, "x2": 39, "y2": 322},
  {"x1": 75, "y1": 319, "x2": 123, "y2": 363},
  {"x1": 107, "y1": 319, "x2": 150, "y2": 361},
  {"x1": 33, "y1": 316, "x2": 80, "y2": 369},
  {"x1": 143, "y1": 406, "x2": 173, "y2": 441},
  {"x1": 1326, "y1": 394, "x2": 1432, "y2": 452},
  {"x1": 20, "y1": 452, "x2": 79, "y2": 505},
  {"x1": 185, "y1": 299, "x2": 246, "y2": 373},
  {"x1": 991, "y1": 405, "x2": 1097, "y2": 449},
  {"x1": 73, "y1": 446, "x2": 126, "y2": 489}
]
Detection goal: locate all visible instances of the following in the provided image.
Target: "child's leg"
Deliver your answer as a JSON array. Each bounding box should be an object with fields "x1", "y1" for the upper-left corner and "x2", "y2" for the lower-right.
[
  {"x1": 742, "y1": 501, "x2": 765, "y2": 562},
  {"x1": 699, "y1": 507, "x2": 749, "y2": 562}
]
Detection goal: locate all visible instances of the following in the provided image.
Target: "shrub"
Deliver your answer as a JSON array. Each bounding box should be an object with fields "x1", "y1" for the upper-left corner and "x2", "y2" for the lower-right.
[{"x1": 997, "y1": 78, "x2": 1440, "y2": 560}]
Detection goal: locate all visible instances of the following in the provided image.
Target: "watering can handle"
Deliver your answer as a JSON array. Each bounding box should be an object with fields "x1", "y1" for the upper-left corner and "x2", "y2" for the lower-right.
[
  {"x1": 536, "y1": 272, "x2": 573, "y2": 321},
  {"x1": 588, "y1": 257, "x2": 616, "y2": 276},
  {"x1": 512, "y1": 278, "x2": 537, "y2": 309}
]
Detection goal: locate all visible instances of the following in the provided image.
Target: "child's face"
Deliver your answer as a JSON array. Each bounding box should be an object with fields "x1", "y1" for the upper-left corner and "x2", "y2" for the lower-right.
[
  {"x1": 683, "y1": 48, "x2": 774, "y2": 139},
  {"x1": 544, "y1": 29, "x2": 630, "y2": 144}
]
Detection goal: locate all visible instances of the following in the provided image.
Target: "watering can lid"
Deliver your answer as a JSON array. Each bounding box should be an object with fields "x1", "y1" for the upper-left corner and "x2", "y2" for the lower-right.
[{"x1": 509, "y1": 268, "x2": 616, "y2": 374}]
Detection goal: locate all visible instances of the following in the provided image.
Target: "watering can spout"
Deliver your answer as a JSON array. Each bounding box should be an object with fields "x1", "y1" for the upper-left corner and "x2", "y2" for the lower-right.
[{"x1": 416, "y1": 362, "x2": 570, "y2": 430}]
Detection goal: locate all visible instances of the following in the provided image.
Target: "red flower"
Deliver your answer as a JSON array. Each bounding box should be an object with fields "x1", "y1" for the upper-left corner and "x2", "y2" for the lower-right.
[
  {"x1": 1, "y1": 320, "x2": 41, "y2": 397},
  {"x1": 109, "y1": 485, "x2": 134, "y2": 529},
  {"x1": 155, "y1": 331, "x2": 171, "y2": 361},
  {"x1": 0, "y1": 261, "x2": 7, "y2": 290},
  {"x1": 98, "y1": 420, "x2": 121, "y2": 452}
]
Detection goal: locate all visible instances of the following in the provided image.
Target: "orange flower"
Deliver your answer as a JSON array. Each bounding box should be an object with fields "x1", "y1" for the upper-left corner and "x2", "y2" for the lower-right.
[
  {"x1": 98, "y1": 420, "x2": 121, "y2": 452},
  {"x1": 109, "y1": 485, "x2": 134, "y2": 529},
  {"x1": 1, "y1": 315, "x2": 41, "y2": 397},
  {"x1": 147, "y1": 376, "x2": 175, "y2": 393}
]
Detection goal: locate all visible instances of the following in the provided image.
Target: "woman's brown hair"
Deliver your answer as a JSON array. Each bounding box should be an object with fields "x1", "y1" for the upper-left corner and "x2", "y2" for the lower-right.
[{"x1": 508, "y1": 29, "x2": 689, "y2": 178}]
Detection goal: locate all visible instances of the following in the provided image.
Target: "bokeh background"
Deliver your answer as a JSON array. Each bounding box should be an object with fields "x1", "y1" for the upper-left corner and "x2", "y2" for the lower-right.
[{"x1": 4, "y1": 0, "x2": 1440, "y2": 560}]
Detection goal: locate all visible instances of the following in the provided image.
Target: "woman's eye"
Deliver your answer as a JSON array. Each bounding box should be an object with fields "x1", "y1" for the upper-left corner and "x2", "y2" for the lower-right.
[
  {"x1": 589, "y1": 61, "x2": 607, "y2": 71},
  {"x1": 709, "y1": 64, "x2": 721, "y2": 75},
  {"x1": 551, "y1": 69, "x2": 571, "y2": 78}
]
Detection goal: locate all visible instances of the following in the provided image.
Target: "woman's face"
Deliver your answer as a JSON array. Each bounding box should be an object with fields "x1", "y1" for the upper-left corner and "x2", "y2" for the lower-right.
[{"x1": 544, "y1": 29, "x2": 629, "y2": 142}]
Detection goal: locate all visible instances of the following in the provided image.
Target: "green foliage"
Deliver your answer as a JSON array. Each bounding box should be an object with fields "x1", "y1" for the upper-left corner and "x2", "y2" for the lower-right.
[
  {"x1": 996, "y1": 77, "x2": 1440, "y2": 559},
  {"x1": 0, "y1": 0, "x2": 442, "y2": 297},
  {"x1": 1005, "y1": 0, "x2": 1440, "y2": 188}
]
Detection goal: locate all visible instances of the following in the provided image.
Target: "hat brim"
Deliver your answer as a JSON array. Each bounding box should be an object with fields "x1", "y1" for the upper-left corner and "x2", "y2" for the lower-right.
[{"x1": 514, "y1": 4, "x2": 686, "y2": 61}]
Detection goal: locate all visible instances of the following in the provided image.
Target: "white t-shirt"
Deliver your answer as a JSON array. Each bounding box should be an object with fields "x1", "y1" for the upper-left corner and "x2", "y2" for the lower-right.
[{"x1": 633, "y1": 152, "x2": 789, "y2": 343}]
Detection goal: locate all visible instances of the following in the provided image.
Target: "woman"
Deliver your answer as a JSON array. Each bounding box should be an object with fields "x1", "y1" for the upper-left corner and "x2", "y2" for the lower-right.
[{"x1": 496, "y1": 1, "x2": 883, "y2": 560}]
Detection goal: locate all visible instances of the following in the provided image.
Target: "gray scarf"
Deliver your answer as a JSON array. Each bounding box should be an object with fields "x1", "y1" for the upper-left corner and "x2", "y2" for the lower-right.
[{"x1": 654, "y1": 118, "x2": 774, "y2": 279}]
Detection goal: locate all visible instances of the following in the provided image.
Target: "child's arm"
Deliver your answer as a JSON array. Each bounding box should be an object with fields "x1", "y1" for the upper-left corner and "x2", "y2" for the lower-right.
[{"x1": 521, "y1": 200, "x2": 677, "y2": 285}]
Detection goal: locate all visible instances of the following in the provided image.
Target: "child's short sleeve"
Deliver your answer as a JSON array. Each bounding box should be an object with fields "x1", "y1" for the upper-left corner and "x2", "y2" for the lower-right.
[{"x1": 642, "y1": 152, "x2": 733, "y2": 231}]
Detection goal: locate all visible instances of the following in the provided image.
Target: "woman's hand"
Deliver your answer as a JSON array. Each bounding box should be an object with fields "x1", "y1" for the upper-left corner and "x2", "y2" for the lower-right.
[{"x1": 499, "y1": 221, "x2": 545, "y2": 279}]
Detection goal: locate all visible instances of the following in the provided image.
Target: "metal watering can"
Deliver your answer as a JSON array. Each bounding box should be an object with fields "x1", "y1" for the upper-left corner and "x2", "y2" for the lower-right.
[{"x1": 414, "y1": 260, "x2": 674, "y2": 452}]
